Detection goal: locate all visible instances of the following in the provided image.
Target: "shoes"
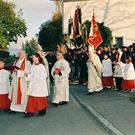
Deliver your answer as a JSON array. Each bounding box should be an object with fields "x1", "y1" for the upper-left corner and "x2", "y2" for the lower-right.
[
  {"x1": 24, "y1": 113, "x2": 34, "y2": 118},
  {"x1": 123, "y1": 89, "x2": 130, "y2": 93},
  {"x1": 36, "y1": 112, "x2": 46, "y2": 117},
  {"x1": 117, "y1": 89, "x2": 121, "y2": 91},
  {"x1": 36, "y1": 113, "x2": 45, "y2": 117},
  {"x1": 95, "y1": 91, "x2": 102, "y2": 93},
  {"x1": 37, "y1": 109, "x2": 46, "y2": 116},
  {"x1": 86, "y1": 92, "x2": 94, "y2": 95},
  {"x1": 3, "y1": 109, "x2": 10, "y2": 113},
  {"x1": 113, "y1": 88, "x2": 118, "y2": 91},
  {"x1": 9, "y1": 110, "x2": 17, "y2": 114},
  {"x1": 60, "y1": 102, "x2": 68, "y2": 105},
  {"x1": 52, "y1": 103, "x2": 58, "y2": 107}
]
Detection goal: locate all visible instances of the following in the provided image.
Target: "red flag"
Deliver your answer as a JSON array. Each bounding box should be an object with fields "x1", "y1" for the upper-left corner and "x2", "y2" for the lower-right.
[{"x1": 88, "y1": 14, "x2": 103, "y2": 49}]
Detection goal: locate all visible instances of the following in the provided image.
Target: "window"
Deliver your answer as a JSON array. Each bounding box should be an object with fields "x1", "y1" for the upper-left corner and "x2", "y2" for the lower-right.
[{"x1": 115, "y1": 36, "x2": 123, "y2": 47}]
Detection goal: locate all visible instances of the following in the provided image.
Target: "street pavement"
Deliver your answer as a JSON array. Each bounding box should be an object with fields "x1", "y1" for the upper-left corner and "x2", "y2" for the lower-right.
[
  {"x1": 71, "y1": 85, "x2": 135, "y2": 135},
  {"x1": 0, "y1": 86, "x2": 109, "y2": 135}
]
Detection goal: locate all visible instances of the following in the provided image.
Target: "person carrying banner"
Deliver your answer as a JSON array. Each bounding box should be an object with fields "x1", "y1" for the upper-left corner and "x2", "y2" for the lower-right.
[{"x1": 87, "y1": 11, "x2": 103, "y2": 95}]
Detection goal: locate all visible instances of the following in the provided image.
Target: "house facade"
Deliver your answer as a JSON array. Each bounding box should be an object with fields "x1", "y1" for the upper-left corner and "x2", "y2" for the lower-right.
[{"x1": 63, "y1": 0, "x2": 135, "y2": 46}]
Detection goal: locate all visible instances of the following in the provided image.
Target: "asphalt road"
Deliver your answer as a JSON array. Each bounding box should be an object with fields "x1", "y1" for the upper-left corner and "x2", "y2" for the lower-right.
[{"x1": 0, "y1": 86, "x2": 109, "y2": 135}]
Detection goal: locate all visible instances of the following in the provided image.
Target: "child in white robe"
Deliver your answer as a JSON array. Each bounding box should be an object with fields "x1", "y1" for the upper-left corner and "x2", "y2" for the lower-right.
[
  {"x1": 102, "y1": 54, "x2": 114, "y2": 89},
  {"x1": 25, "y1": 53, "x2": 48, "y2": 117},
  {"x1": 0, "y1": 59, "x2": 11, "y2": 110},
  {"x1": 121, "y1": 56, "x2": 135, "y2": 91}
]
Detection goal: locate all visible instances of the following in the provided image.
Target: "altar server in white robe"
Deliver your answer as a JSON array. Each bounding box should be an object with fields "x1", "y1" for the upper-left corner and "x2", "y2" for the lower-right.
[
  {"x1": 0, "y1": 59, "x2": 11, "y2": 110},
  {"x1": 9, "y1": 50, "x2": 31, "y2": 113},
  {"x1": 87, "y1": 46, "x2": 103, "y2": 95},
  {"x1": 102, "y1": 54, "x2": 114, "y2": 89},
  {"x1": 38, "y1": 50, "x2": 50, "y2": 95},
  {"x1": 121, "y1": 56, "x2": 135, "y2": 91},
  {"x1": 51, "y1": 51, "x2": 71, "y2": 106},
  {"x1": 25, "y1": 53, "x2": 48, "y2": 117},
  {"x1": 113, "y1": 48, "x2": 126, "y2": 91}
]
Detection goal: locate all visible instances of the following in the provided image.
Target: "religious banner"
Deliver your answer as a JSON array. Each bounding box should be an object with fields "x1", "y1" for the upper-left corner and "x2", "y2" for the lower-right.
[
  {"x1": 88, "y1": 14, "x2": 103, "y2": 48},
  {"x1": 73, "y1": 6, "x2": 82, "y2": 39}
]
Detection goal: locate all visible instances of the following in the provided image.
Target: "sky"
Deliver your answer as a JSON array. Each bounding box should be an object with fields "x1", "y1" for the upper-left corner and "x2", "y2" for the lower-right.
[
  {"x1": 7, "y1": 0, "x2": 55, "y2": 51},
  {"x1": 8, "y1": 0, "x2": 55, "y2": 37}
]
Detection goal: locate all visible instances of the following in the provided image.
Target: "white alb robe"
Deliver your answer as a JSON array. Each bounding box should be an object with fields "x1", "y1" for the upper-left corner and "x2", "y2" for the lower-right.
[
  {"x1": 102, "y1": 59, "x2": 113, "y2": 77},
  {"x1": 123, "y1": 63, "x2": 135, "y2": 80},
  {"x1": 113, "y1": 52, "x2": 124, "y2": 78},
  {"x1": 9, "y1": 58, "x2": 31, "y2": 112},
  {"x1": 87, "y1": 53, "x2": 103, "y2": 93},
  {"x1": 0, "y1": 69, "x2": 10, "y2": 94},
  {"x1": 42, "y1": 57, "x2": 50, "y2": 95},
  {"x1": 51, "y1": 58, "x2": 70, "y2": 104},
  {"x1": 28, "y1": 64, "x2": 48, "y2": 97}
]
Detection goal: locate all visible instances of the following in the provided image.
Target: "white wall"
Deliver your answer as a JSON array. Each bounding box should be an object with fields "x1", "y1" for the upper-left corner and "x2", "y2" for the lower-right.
[{"x1": 63, "y1": 0, "x2": 135, "y2": 46}]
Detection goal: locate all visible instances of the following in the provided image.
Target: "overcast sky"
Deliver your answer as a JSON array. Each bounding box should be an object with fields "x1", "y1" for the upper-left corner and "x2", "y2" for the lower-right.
[{"x1": 8, "y1": 0, "x2": 55, "y2": 37}]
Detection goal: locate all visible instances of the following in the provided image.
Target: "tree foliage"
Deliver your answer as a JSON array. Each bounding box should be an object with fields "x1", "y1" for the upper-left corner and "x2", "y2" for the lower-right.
[
  {"x1": 0, "y1": 0, "x2": 27, "y2": 49},
  {"x1": 22, "y1": 38, "x2": 39, "y2": 60},
  {"x1": 37, "y1": 10, "x2": 112, "y2": 50},
  {"x1": 37, "y1": 12, "x2": 62, "y2": 51},
  {"x1": 0, "y1": 49, "x2": 9, "y2": 58}
]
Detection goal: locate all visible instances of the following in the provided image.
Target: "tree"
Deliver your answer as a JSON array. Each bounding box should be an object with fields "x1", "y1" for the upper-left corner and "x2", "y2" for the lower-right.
[
  {"x1": 37, "y1": 12, "x2": 62, "y2": 51},
  {"x1": 22, "y1": 38, "x2": 39, "y2": 60},
  {"x1": 0, "y1": 0, "x2": 27, "y2": 49},
  {"x1": 97, "y1": 22, "x2": 113, "y2": 47}
]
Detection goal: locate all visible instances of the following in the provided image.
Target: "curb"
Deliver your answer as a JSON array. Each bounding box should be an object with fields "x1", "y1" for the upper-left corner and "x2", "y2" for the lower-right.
[{"x1": 71, "y1": 91, "x2": 125, "y2": 135}]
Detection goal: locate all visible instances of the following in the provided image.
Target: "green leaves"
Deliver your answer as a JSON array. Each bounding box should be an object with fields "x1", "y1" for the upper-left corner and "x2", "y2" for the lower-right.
[
  {"x1": 37, "y1": 13, "x2": 62, "y2": 51},
  {"x1": 0, "y1": 0, "x2": 27, "y2": 49},
  {"x1": 98, "y1": 22, "x2": 113, "y2": 47},
  {"x1": 22, "y1": 38, "x2": 39, "y2": 60}
]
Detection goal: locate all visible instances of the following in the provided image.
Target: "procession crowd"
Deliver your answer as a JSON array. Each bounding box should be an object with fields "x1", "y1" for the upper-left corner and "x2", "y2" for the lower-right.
[
  {"x1": 65, "y1": 44, "x2": 135, "y2": 92},
  {"x1": 0, "y1": 43, "x2": 135, "y2": 117},
  {"x1": 0, "y1": 49, "x2": 70, "y2": 117}
]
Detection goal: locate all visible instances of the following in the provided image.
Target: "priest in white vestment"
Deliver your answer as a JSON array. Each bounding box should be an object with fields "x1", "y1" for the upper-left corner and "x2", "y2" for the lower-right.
[
  {"x1": 87, "y1": 46, "x2": 103, "y2": 95},
  {"x1": 51, "y1": 51, "x2": 71, "y2": 106},
  {"x1": 9, "y1": 50, "x2": 31, "y2": 112}
]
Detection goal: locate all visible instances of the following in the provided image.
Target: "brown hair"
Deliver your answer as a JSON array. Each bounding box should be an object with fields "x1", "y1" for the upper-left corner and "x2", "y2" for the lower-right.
[
  {"x1": 34, "y1": 53, "x2": 44, "y2": 65},
  {"x1": 127, "y1": 56, "x2": 132, "y2": 62},
  {"x1": 0, "y1": 58, "x2": 5, "y2": 63}
]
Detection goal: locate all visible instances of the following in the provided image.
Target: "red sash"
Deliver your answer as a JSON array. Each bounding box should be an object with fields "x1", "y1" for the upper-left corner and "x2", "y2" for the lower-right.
[
  {"x1": 115, "y1": 53, "x2": 119, "y2": 62},
  {"x1": 16, "y1": 59, "x2": 26, "y2": 104}
]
